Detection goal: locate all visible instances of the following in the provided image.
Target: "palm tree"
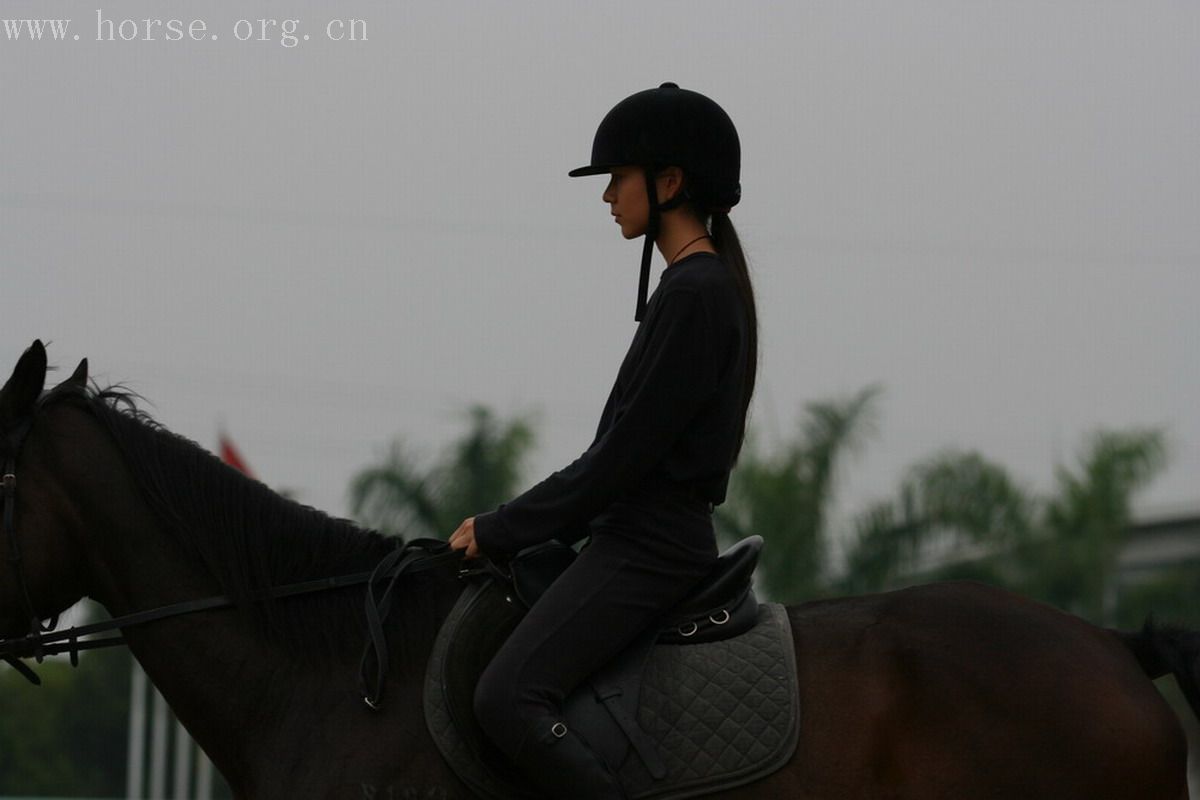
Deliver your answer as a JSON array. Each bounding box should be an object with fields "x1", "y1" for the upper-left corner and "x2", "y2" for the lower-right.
[
  {"x1": 349, "y1": 404, "x2": 536, "y2": 539},
  {"x1": 836, "y1": 428, "x2": 1168, "y2": 627},
  {"x1": 839, "y1": 450, "x2": 1036, "y2": 594},
  {"x1": 718, "y1": 385, "x2": 882, "y2": 603},
  {"x1": 1030, "y1": 428, "x2": 1167, "y2": 622}
]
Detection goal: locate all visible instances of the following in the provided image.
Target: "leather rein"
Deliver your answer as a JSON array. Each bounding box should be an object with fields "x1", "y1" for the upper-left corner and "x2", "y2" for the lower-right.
[{"x1": 0, "y1": 408, "x2": 463, "y2": 708}]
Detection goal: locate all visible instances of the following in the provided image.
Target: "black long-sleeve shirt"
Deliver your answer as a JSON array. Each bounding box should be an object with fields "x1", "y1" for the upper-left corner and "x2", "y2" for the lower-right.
[{"x1": 473, "y1": 251, "x2": 751, "y2": 556}]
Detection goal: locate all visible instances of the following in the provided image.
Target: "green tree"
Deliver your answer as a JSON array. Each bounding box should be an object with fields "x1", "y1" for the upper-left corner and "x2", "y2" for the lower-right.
[
  {"x1": 839, "y1": 450, "x2": 1036, "y2": 593},
  {"x1": 349, "y1": 404, "x2": 537, "y2": 538},
  {"x1": 1030, "y1": 428, "x2": 1168, "y2": 621},
  {"x1": 0, "y1": 641, "x2": 131, "y2": 794},
  {"x1": 836, "y1": 428, "x2": 1170, "y2": 628},
  {"x1": 1115, "y1": 564, "x2": 1200, "y2": 630},
  {"x1": 718, "y1": 385, "x2": 881, "y2": 603}
]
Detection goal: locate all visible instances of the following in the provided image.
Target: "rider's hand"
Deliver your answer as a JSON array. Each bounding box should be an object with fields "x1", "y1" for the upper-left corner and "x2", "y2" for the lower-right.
[{"x1": 448, "y1": 516, "x2": 481, "y2": 559}]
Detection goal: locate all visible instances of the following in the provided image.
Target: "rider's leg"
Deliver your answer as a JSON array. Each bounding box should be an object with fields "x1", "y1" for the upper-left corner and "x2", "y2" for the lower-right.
[{"x1": 473, "y1": 524, "x2": 715, "y2": 799}]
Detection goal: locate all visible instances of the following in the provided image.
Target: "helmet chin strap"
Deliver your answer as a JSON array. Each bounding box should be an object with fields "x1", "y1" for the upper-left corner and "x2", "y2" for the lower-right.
[{"x1": 635, "y1": 167, "x2": 689, "y2": 322}]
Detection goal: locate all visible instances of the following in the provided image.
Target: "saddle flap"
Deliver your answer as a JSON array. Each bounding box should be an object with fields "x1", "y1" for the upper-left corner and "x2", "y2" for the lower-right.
[{"x1": 424, "y1": 576, "x2": 800, "y2": 800}]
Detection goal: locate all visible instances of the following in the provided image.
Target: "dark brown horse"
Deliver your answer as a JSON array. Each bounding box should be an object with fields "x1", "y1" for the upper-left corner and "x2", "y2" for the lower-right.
[{"x1": 1, "y1": 340, "x2": 1196, "y2": 799}]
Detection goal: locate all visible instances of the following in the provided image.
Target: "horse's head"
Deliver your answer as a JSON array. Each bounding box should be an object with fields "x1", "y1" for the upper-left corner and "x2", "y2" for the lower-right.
[{"x1": 0, "y1": 340, "x2": 91, "y2": 638}]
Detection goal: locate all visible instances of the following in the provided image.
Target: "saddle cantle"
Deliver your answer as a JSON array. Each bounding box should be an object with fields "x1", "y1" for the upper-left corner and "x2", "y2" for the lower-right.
[
  {"x1": 509, "y1": 535, "x2": 763, "y2": 643},
  {"x1": 659, "y1": 535, "x2": 762, "y2": 643},
  {"x1": 423, "y1": 536, "x2": 801, "y2": 800}
]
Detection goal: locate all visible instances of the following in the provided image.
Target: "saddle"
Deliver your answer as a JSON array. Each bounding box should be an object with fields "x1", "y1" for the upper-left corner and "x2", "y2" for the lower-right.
[{"x1": 423, "y1": 536, "x2": 801, "y2": 799}]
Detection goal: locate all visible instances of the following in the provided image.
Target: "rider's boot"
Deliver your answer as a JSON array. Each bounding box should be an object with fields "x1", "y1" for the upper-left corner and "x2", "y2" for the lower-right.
[{"x1": 512, "y1": 716, "x2": 627, "y2": 800}]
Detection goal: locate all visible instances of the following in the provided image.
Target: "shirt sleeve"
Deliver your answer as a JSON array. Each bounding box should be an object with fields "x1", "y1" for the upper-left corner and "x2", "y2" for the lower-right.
[{"x1": 473, "y1": 288, "x2": 721, "y2": 556}]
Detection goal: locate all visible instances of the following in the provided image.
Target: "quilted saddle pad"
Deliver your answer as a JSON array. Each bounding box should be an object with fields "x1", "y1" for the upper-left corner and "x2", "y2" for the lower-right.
[{"x1": 423, "y1": 579, "x2": 800, "y2": 799}]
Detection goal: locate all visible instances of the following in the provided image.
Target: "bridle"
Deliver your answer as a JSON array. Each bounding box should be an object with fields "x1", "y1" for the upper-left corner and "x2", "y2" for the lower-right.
[
  {"x1": 0, "y1": 403, "x2": 463, "y2": 709},
  {"x1": 1, "y1": 415, "x2": 59, "y2": 684}
]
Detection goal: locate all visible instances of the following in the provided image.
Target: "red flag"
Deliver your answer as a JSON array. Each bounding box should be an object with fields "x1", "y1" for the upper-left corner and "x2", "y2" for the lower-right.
[{"x1": 218, "y1": 432, "x2": 255, "y2": 478}]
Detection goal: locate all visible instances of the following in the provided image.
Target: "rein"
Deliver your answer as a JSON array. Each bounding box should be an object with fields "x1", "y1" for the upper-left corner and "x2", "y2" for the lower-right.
[
  {"x1": 0, "y1": 400, "x2": 464, "y2": 708},
  {"x1": 0, "y1": 539, "x2": 461, "y2": 684}
]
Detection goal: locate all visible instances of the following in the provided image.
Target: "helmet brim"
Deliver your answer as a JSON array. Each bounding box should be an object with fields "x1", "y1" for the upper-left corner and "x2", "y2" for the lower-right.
[{"x1": 567, "y1": 164, "x2": 618, "y2": 177}]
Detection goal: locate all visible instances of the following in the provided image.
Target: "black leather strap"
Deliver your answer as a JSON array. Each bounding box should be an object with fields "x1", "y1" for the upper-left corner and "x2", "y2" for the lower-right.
[
  {"x1": 591, "y1": 629, "x2": 668, "y2": 780},
  {"x1": 3, "y1": 418, "x2": 58, "y2": 656},
  {"x1": 358, "y1": 539, "x2": 461, "y2": 710},
  {"x1": 596, "y1": 688, "x2": 667, "y2": 779},
  {"x1": 0, "y1": 388, "x2": 467, "y2": 691},
  {"x1": 0, "y1": 537, "x2": 462, "y2": 688}
]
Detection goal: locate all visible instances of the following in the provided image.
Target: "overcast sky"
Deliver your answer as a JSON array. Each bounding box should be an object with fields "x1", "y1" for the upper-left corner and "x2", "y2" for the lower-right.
[{"x1": 3, "y1": 1, "x2": 1197, "y2": 545}]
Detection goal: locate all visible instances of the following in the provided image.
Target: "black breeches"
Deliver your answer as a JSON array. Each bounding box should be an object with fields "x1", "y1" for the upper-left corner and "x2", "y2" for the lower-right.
[{"x1": 473, "y1": 497, "x2": 717, "y2": 760}]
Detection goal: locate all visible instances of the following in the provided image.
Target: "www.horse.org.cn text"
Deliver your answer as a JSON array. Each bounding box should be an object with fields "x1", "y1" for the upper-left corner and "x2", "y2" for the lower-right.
[{"x1": 2, "y1": 10, "x2": 368, "y2": 47}]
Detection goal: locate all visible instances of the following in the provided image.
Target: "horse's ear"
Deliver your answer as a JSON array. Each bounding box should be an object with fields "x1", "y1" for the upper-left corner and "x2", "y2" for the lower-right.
[
  {"x1": 0, "y1": 340, "x2": 49, "y2": 422},
  {"x1": 64, "y1": 358, "x2": 88, "y2": 390}
]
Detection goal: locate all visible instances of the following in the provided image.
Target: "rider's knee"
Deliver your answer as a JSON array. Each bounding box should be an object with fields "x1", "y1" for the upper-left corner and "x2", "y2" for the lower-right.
[{"x1": 473, "y1": 660, "x2": 514, "y2": 748}]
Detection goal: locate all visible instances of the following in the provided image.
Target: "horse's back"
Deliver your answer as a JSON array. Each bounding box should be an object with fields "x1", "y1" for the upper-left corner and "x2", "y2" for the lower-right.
[{"x1": 736, "y1": 581, "x2": 1189, "y2": 799}]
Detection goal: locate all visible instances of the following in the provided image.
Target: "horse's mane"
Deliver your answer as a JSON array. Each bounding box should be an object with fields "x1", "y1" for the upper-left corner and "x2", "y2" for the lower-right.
[{"x1": 42, "y1": 383, "x2": 454, "y2": 663}]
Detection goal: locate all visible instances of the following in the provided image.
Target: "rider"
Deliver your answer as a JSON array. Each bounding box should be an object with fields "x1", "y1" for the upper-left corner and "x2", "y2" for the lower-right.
[{"x1": 448, "y1": 82, "x2": 758, "y2": 799}]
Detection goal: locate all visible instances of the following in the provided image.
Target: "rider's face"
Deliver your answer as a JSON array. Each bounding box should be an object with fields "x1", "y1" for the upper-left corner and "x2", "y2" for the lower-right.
[{"x1": 603, "y1": 166, "x2": 648, "y2": 240}]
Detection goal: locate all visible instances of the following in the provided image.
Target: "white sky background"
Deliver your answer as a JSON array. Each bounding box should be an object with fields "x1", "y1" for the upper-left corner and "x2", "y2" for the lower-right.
[{"x1": 2, "y1": 2, "x2": 1197, "y2": 548}]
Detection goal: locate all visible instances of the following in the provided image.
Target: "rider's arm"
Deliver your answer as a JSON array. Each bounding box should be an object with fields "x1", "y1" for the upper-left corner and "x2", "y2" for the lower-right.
[{"x1": 473, "y1": 287, "x2": 719, "y2": 556}]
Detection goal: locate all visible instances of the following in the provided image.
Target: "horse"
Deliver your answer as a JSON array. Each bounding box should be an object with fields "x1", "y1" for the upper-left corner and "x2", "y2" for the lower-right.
[{"x1": 1, "y1": 339, "x2": 1196, "y2": 799}]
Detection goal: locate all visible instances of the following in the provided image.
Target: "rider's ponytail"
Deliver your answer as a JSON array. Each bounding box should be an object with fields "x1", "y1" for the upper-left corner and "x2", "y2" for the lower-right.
[{"x1": 708, "y1": 210, "x2": 756, "y2": 466}]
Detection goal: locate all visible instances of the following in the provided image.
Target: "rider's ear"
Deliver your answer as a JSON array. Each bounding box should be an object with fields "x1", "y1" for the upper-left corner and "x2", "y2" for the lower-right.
[
  {"x1": 657, "y1": 166, "x2": 685, "y2": 203},
  {"x1": 0, "y1": 340, "x2": 48, "y2": 422}
]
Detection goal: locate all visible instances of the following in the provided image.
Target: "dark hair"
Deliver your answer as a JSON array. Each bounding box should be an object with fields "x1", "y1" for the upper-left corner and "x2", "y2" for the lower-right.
[{"x1": 705, "y1": 208, "x2": 757, "y2": 466}]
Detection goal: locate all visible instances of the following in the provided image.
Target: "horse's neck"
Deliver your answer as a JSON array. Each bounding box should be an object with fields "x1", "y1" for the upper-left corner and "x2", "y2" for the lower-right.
[
  {"x1": 61, "y1": 410, "x2": 449, "y2": 792},
  {"x1": 84, "y1": 492, "x2": 307, "y2": 783},
  {"x1": 121, "y1": 597, "x2": 293, "y2": 785},
  {"x1": 93, "y1": 503, "x2": 463, "y2": 793}
]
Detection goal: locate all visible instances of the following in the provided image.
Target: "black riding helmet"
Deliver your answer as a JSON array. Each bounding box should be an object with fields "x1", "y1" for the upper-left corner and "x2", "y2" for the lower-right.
[{"x1": 569, "y1": 82, "x2": 741, "y2": 321}]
